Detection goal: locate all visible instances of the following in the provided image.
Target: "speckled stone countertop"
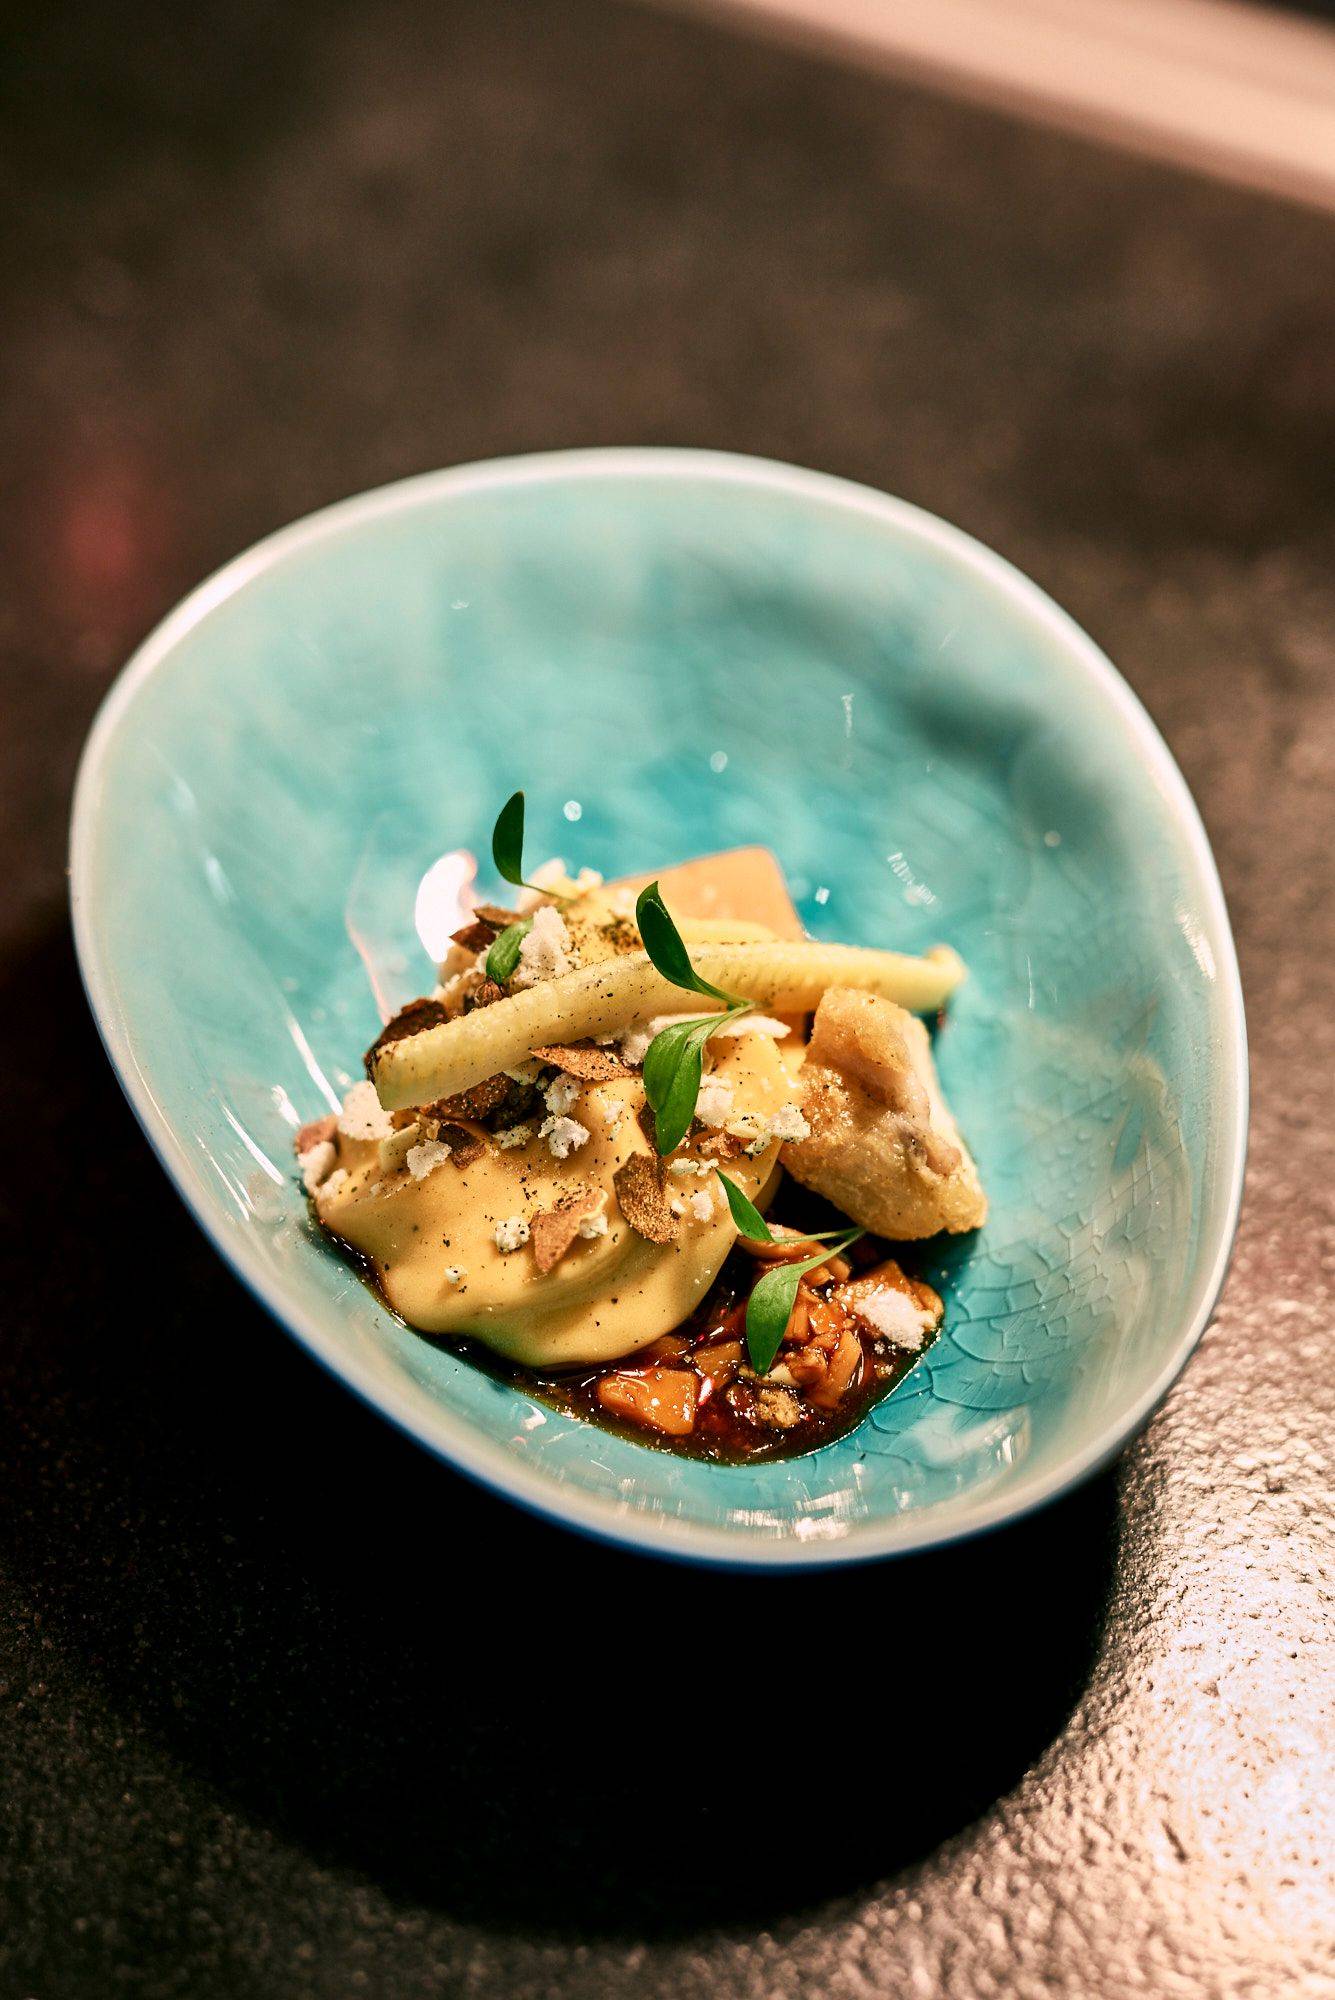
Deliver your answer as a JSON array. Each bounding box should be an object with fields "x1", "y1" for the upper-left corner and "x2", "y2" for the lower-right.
[{"x1": 1, "y1": 1, "x2": 1332, "y2": 1994}]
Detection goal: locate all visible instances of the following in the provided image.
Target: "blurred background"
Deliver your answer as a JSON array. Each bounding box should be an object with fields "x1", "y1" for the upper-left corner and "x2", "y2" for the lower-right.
[{"x1": 1, "y1": 2, "x2": 1332, "y2": 1997}]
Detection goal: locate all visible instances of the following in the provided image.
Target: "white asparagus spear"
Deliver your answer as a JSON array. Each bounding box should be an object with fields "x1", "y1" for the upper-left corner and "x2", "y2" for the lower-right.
[{"x1": 372, "y1": 940, "x2": 965, "y2": 1112}]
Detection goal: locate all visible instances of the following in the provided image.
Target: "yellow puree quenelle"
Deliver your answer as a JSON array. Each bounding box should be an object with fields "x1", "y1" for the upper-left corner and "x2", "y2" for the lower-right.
[{"x1": 321, "y1": 1030, "x2": 802, "y2": 1370}]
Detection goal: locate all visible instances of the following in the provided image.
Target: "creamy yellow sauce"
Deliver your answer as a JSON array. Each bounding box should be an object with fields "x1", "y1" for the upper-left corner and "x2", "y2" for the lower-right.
[{"x1": 322, "y1": 1031, "x2": 803, "y2": 1368}]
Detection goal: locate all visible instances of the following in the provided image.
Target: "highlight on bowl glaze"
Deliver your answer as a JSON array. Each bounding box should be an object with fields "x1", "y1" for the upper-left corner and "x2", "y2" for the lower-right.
[{"x1": 70, "y1": 449, "x2": 1247, "y2": 1566}]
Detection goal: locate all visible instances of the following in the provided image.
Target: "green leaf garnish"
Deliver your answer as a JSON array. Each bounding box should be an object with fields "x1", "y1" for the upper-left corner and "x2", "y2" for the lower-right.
[
  {"x1": 745, "y1": 1229, "x2": 863, "y2": 1376},
  {"x1": 491, "y1": 790, "x2": 531, "y2": 891},
  {"x1": 635, "y1": 883, "x2": 739, "y2": 1005},
  {"x1": 634, "y1": 883, "x2": 752, "y2": 1152},
  {"x1": 485, "y1": 918, "x2": 532, "y2": 984},
  {"x1": 716, "y1": 1173, "x2": 862, "y2": 1250},
  {"x1": 641, "y1": 1016, "x2": 723, "y2": 1154}
]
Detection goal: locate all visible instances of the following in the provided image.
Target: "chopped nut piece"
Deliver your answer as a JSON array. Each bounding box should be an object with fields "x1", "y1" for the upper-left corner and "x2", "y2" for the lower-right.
[
  {"x1": 436, "y1": 1122, "x2": 487, "y2": 1168},
  {"x1": 427, "y1": 1073, "x2": 511, "y2": 1122},
  {"x1": 530, "y1": 1186, "x2": 607, "y2": 1273},
  {"x1": 463, "y1": 978, "x2": 506, "y2": 1011},
  {"x1": 613, "y1": 1154, "x2": 679, "y2": 1245}
]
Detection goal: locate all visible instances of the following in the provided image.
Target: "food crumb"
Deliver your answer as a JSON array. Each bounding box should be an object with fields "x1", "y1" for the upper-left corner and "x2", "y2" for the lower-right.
[
  {"x1": 493, "y1": 1215, "x2": 531, "y2": 1253},
  {"x1": 494, "y1": 1123, "x2": 532, "y2": 1150},
  {"x1": 406, "y1": 1138, "x2": 452, "y2": 1180},
  {"x1": 538, "y1": 1114, "x2": 591, "y2": 1159},
  {"x1": 337, "y1": 1080, "x2": 394, "y2": 1142}
]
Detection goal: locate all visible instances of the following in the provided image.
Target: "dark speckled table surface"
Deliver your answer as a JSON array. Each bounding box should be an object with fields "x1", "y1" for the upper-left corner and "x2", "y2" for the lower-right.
[{"x1": 1, "y1": 1, "x2": 1333, "y2": 1994}]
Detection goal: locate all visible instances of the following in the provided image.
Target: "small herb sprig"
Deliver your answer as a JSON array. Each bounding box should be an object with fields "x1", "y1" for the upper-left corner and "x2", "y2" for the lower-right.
[
  {"x1": 484, "y1": 790, "x2": 543, "y2": 983},
  {"x1": 716, "y1": 1173, "x2": 864, "y2": 1373},
  {"x1": 635, "y1": 884, "x2": 752, "y2": 1153}
]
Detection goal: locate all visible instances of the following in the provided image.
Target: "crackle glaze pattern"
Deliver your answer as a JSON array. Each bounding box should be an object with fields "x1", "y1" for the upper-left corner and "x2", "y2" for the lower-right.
[{"x1": 72, "y1": 453, "x2": 1244, "y2": 1561}]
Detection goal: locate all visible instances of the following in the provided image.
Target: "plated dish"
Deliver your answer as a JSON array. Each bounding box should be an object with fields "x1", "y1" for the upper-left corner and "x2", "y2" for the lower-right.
[
  {"x1": 70, "y1": 448, "x2": 1247, "y2": 1565},
  {"x1": 300, "y1": 797, "x2": 987, "y2": 1459}
]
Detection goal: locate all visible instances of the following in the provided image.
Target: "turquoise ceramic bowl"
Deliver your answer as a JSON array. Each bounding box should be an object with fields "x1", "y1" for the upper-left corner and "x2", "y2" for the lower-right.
[{"x1": 71, "y1": 450, "x2": 1246, "y2": 1566}]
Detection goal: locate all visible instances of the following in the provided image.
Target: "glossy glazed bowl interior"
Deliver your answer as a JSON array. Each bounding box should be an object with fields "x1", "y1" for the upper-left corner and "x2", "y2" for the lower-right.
[{"x1": 71, "y1": 450, "x2": 1246, "y2": 1566}]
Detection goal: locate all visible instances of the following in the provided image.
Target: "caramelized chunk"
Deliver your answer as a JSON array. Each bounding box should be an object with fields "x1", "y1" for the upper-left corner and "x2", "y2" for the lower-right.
[{"x1": 597, "y1": 1367, "x2": 698, "y2": 1436}]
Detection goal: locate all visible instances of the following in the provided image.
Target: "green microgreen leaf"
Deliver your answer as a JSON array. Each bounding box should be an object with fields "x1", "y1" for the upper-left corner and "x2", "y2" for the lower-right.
[
  {"x1": 744, "y1": 1229, "x2": 863, "y2": 1376},
  {"x1": 716, "y1": 1173, "x2": 859, "y2": 1249},
  {"x1": 485, "y1": 918, "x2": 532, "y2": 984},
  {"x1": 635, "y1": 883, "x2": 740, "y2": 1005},
  {"x1": 491, "y1": 791, "x2": 530, "y2": 891},
  {"x1": 642, "y1": 1014, "x2": 734, "y2": 1155}
]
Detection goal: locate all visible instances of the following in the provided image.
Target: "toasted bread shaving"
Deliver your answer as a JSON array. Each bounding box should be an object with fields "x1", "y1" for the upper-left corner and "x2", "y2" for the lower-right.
[
  {"x1": 613, "y1": 1155, "x2": 679, "y2": 1245},
  {"x1": 450, "y1": 918, "x2": 504, "y2": 953},
  {"x1": 530, "y1": 1186, "x2": 606, "y2": 1273},
  {"x1": 472, "y1": 903, "x2": 522, "y2": 928},
  {"x1": 530, "y1": 1041, "x2": 634, "y2": 1082},
  {"x1": 426, "y1": 1073, "x2": 511, "y2": 1122}
]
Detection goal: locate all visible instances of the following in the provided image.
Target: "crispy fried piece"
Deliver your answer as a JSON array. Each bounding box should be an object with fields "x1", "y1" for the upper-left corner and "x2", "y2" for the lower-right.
[
  {"x1": 364, "y1": 997, "x2": 450, "y2": 1077},
  {"x1": 530, "y1": 1041, "x2": 634, "y2": 1082},
  {"x1": 785, "y1": 988, "x2": 986, "y2": 1237},
  {"x1": 450, "y1": 919, "x2": 503, "y2": 953},
  {"x1": 435, "y1": 1121, "x2": 487, "y2": 1167},
  {"x1": 426, "y1": 1073, "x2": 512, "y2": 1122},
  {"x1": 472, "y1": 903, "x2": 522, "y2": 928},
  {"x1": 294, "y1": 1113, "x2": 337, "y2": 1154},
  {"x1": 530, "y1": 1186, "x2": 606, "y2": 1274},
  {"x1": 613, "y1": 1154, "x2": 679, "y2": 1245}
]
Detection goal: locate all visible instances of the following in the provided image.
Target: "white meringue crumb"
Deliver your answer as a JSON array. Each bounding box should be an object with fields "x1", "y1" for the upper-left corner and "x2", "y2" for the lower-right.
[
  {"x1": 493, "y1": 1215, "x2": 530, "y2": 1253},
  {"x1": 512, "y1": 903, "x2": 572, "y2": 987},
  {"x1": 337, "y1": 1080, "x2": 394, "y2": 1142},
  {"x1": 695, "y1": 1077, "x2": 735, "y2": 1127},
  {"x1": 538, "y1": 1114, "x2": 590, "y2": 1159},
  {"x1": 854, "y1": 1286, "x2": 933, "y2": 1351},
  {"x1": 406, "y1": 1139, "x2": 452, "y2": 1180},
  {"x1": 298, "y1": 1140, "x2": 337, "y2": 1193},
  {"x1": 544, "y1": 1073, "x2": 582, "y2": 1116}
]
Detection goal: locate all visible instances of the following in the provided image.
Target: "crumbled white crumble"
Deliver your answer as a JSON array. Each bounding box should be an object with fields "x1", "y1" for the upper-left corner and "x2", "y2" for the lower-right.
[
  {"x1": 769, "y1": 1103, "x2": 811, "y2": 1143},
  {"x1": 493, "y1": 1215, "x2": 530, "y2": 1253},
  {"x1": 688, "y1": 1188, "x2": 716, "y2": 1223},
  {"x1": 544, "y1": 1073, "x2": 582, "y2": 1116},
  {"x1": 494, "y1": 1123, "x2": 532, "y2": 1150},
  {"x1": 709, "y1": 1013, "x2": 792, "y2": 1041},
  {"x1": 695, "y1": 1077, "x2": 735, "y2": 1127},
  {"x1": 338, "y1": 1080, "x2": 394, "y2": 1142},
  {"x1": 538, "y1": 1114, "x2": 590, "y2": 1159},
  {"x1": 617, "y1": 1013, "x2": 694, "y2": 1066},
  {"x1": 406, "y1": 1138, "x2": 452, "y2": 1180},
  {"x1": 854, "y1": 1286, "x2": 933, "y2": 1351},
  {"x1": 667, "y1": 1157, "x2": 710, "y2": 1177},
  {"x1": 299, "y1": 1140, "x2": 337, "y2": 1193},
  {"x1": 315, "y1": 1168, "x2": 349, "y2": 1207},
  {"x1": 513, "y1": 903, "x2": 572, "y2": 987},
  {"x1": 669, "y1": 1194, "x2": 686, "y2": 1217},
  {"x1": 443, "y1": 1265, "x2": 467, "y2": 1284}
]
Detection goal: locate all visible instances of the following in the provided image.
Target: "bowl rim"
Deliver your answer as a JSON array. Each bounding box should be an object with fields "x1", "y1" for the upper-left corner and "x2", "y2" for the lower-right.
[{"x1": 69, "y1": 446, "x2": 1249, "y2": 1569}]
